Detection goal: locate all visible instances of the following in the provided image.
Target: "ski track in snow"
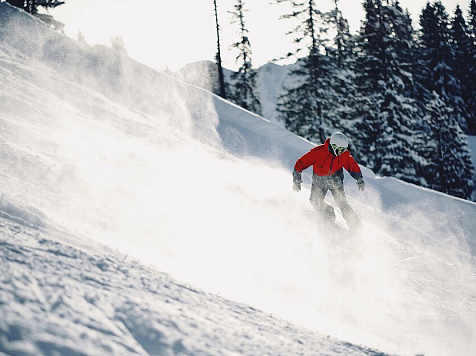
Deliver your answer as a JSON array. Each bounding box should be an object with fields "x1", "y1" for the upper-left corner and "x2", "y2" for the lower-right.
[{"x1": 0, "y1": 216, "x2": 387, "y2": 356}]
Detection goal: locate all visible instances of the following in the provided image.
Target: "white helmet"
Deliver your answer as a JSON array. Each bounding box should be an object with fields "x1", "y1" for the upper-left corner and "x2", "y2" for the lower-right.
[{"x1": 330, "y1": 132, "x2": 349, "y2": 154}]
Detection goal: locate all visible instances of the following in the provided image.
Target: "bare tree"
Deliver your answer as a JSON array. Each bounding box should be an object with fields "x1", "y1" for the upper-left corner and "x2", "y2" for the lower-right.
[{"x1": 213, "y1": 0, "x2": 227, "y2": 99}]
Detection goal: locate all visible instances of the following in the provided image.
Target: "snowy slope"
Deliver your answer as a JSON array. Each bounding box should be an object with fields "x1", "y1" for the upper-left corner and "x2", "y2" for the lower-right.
[
  {"x1": 175, "y1": 60, "x2": 294, "y2": 128},
  {"x1": 0, "y1": 215, "x2": 386, "y2": 356},
  {"x1": 1, "y1": 3, "x2": 476, "y2": 356}
]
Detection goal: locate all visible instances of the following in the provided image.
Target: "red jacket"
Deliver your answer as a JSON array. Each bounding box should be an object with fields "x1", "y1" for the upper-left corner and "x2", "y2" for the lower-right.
[{"x1": 294, "y1": 138, "x2": 362, "y2": 180}]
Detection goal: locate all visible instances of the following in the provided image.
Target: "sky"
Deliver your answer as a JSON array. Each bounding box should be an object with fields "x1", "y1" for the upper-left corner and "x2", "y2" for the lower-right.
[{"x1": 48, "y1": 0, "x2": 466, "y2": 72}]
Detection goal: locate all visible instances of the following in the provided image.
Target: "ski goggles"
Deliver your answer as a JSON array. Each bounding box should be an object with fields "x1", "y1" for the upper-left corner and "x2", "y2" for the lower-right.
[{"x1": 331, "y1": 144, "x2": 347, "y2": 155}]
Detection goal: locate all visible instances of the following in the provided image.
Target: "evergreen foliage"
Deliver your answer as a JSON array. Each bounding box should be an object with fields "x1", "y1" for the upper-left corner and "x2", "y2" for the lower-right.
[
  {"x1": 418, "y1": 92, "x2": 474, "y2": 198},
  {"x1": 229, "y1": 0, "x2": 261, "y2": 115},
  {"x1": 419, "y1": 2, "x2": 466, "y2": 130},
  {"x1": 6, "y1": 0, "x2": 65, "y2": 14},
  {"x1": 467, "y1": 0, "x2": 476, "y2": 133},
  {"x1": 353, "y1": 0, "x2": 417, "y2": 181},
  {"x1": 271, "y1": 0, "x2": 475, "y2": 200},
  {"x1": 451, "y1": 5, "x2": 475, "y2": 133},
  {"x1": 324, "y1": 0, "x2": 354, "y2": 67},
  {"x1": 415, "y1": 1, "x2": 474, "y2": 198},
  {"x1": 274, "y1": 0, "x2": 335, "y2": 143}
]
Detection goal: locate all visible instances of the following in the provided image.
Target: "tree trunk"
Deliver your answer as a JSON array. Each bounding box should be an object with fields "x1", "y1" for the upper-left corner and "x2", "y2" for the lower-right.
[{"x1": 213, "y1": 0, "x2": 227, "y2": 99}]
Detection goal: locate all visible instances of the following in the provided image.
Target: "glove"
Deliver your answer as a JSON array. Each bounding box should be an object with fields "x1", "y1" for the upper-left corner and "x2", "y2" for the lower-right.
[
  {"x1": 292, "y1": 169, "x2": 302, "y2": 192},
  {"x1": 357, "y1": 178, "x2": 365, "y2": 192}
]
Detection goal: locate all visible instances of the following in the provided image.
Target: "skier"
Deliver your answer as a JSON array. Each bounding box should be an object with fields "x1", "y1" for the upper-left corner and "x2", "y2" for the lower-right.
[{"x1": 292, "y1": 132, "x2": 365, "y2": 229}]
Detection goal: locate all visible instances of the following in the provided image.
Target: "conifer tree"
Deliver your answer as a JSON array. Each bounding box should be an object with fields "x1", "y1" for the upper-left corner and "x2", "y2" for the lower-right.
[
  {"x1": 25, "y1": 0, "x2": 64, "y2": 14},
  {"x1": 353, "y1": 0, "x2": 418, "y2": 181},
  {"x1": 451, "y1": 5, "x2": 475, "y2": 133},
  {"x1": 470, "y1": 0, "x2": 476, "y2": 33},
  {"x1": 417, "y1": 1, "x2": 474, "y2": 199},
  {"x1": 325, "y1": 0, "x2": 353, "y2": 67},
  {"x1": 418, "y1": 92, "x2": 474, "y2": 198},
  {"x1": 229, "y1": 0, "x2": 261, "y2": 115},
  {"x1": 351, "y1": 0, "x2": 385, "y2": 163},
  {"x1": 419, "y1": 1, "x2": 466, "y2": 130},
  {"x1": 320, "y1": 0, "x2": 360, "y2": 143},
  {"x1": 274, "y1": 0, "x2": 331, "y2": 143},
  {"x1": 467, "y1": 0, "x2": 476, "y2": 133}
]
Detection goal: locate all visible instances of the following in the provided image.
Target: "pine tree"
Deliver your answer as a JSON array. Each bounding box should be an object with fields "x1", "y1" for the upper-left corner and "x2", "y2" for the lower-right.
[
  {"x1": 353, "y1": 0, "x2": 418, "y2": 181},
  {"x1": 418, "y1": 92, "x2": 474, "y2": 198},
  {"x1": 467, "y1": 0, "x2": 476, "y2": 133},
  {"x1": 25, "y1": 0, "x2": 65, "y2": 14},
  {"x1": 229, "y1": 0, "x2": 261, "y2": 115},
  {"x1": 417, "y1": 1, "x2": 474, "y2": 199},
  {"x1": 324, "y1": 0, "x2": 353, "y2": 67},
  {"x1": 419, "y1": 1, "x2": 466, "y2": 130},
  {"x1": 320, "y1": 0, "x2": 360, "y2": 144},
  {"x1": 274, "y1": 0, "x2": 331, "y2": 143},
  {"x1": 451, "y1": 5, "x2": 475, "y2": 133},
  {"x1": 470, "y1": 0, "x2": 476, "y2": 33},
  {"x1": 351, "y1": 0, "x2": 384, "y2": 164}
]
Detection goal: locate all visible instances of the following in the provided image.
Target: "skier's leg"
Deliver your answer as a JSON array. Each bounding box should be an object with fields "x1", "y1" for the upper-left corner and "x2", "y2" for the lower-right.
[
  {"x1": 310, "y1": 177, "x2": 336, "y2": 222},
  {"x1": 329, "y1": 179, "x2": 361, "y2": 229}
]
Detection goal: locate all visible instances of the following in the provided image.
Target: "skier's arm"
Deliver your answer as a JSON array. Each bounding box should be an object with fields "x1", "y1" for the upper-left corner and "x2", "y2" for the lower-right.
[
  {"x1": 344, "y1": 154, "x2": 363, "y2": 180},
  {"x1": 345, "y1": 155, "x2": 365, "y2": 191},
  {"x1": 293, "y1": 148, "x2": 318, "y2": 184}
]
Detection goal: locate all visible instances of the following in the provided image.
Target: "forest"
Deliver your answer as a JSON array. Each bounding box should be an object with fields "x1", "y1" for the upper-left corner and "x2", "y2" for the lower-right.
[
  {"x1": 6, "y1": 0, "x2": 476, "y2": 201},
  {"x1": 217, "y1": 0, "x2": 476, "y2": 201}
]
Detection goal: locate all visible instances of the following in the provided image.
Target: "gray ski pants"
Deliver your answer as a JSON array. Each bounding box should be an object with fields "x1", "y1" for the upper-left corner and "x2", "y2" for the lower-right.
[{"x1": 310, "y1": 174, "x2": 360, "y2": 228}]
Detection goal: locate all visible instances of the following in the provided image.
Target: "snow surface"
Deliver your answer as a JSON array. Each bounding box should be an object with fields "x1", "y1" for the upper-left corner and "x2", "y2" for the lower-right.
[
  {"x1": 0, "y1": 216, "x2": 387, "y2": 356},
  {"x1": 1, "y1": 3, "x2": 476, "y2": 356}
]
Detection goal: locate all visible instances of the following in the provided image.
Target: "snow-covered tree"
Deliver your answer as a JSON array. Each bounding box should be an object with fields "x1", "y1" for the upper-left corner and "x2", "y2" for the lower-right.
[
  {"x1": 353, "y1": 0, "x2": 418, "y2": 181},
  {"x1": 319, "y1": 0, "x2": 361, "y2": 146},
  {"x1": 324, "y1": 0, "x2": 354, "y2": 68},
  {"x1": 274, "y1": 0, "x2": 332, "y2": 143},
  {"x1": 416, "y1": 2, "x2": 474, "y2": 199},
  {"x1": 467, "y1": 0, "x2": 476, "y2": 133},
  {"x1": 451, "y1": 5, "x2": 475, "y2": 133},
  {"x1": 229, "y1": 0, "x2": 261, "y2": 115},
  {"x1": 418, "y1": 1, "x2": 466, "y2": 130},
  {"x1": 417, "y1": 92, "x2": 474, "y2": 198},
  {"x1": 25, "y1": 0, "x2": 64, "y2": 14}
]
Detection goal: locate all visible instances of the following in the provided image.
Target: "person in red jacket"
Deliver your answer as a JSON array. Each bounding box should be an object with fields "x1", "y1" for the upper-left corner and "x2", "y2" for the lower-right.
[{"x1": 292, "y1": 132, "x2": 365, "y2": 229}]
